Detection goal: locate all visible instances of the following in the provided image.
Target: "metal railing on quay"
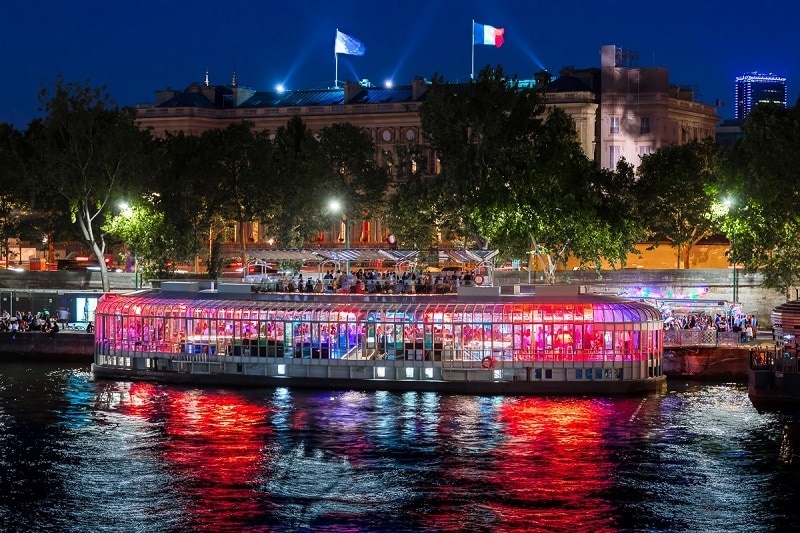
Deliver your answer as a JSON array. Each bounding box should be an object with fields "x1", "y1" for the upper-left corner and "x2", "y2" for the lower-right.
[{"x1": 663, "y1": 329, "x2": 744, "y2": 348}]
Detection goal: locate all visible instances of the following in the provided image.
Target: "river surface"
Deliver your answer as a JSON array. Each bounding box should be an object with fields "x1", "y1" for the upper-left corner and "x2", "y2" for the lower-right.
[{"x1": 2, "y1": 360, "x2": 800, "y2": 532}]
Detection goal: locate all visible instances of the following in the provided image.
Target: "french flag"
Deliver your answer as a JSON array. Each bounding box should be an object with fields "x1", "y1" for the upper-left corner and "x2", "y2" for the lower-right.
[{"x1": 473, "y1": 21, "x2": 504, "y2": 47}]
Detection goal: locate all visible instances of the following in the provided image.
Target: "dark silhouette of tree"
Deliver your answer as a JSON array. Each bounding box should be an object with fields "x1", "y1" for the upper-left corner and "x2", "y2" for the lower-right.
[{"x1": 28, "y1": 78, "x2": 150, "y2": 291}]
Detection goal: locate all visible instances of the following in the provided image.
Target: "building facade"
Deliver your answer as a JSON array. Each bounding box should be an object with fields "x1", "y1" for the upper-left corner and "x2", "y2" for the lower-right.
[
  {"x1": 734, "y1": 72, "x2": 787, "y2": 120},
  {"x1": 135, "y1": 45, "x2": 719, "y2": 247},
  {"x1": 597, "y1": 45, "x2": 718, "y2": 171}
]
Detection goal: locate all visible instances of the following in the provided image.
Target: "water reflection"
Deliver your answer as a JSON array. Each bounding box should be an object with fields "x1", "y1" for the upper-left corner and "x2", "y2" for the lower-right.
[{"x1": 4, "y1": 363, "x2": 800, "y2": 531}]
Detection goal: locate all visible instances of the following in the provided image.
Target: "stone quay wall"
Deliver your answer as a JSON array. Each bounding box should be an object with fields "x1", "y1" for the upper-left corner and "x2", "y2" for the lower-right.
[
  {"x1": 496, "y1": 268, "x2": 789, "y2": 327},
  {"x1": 0, "y1": 331, "x2": 94, "y2": 360}
]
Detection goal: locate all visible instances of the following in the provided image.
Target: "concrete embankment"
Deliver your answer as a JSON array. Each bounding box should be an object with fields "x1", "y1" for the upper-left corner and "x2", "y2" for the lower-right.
[
  {"x1": 663, "y1": 346, "x2": 750, "y2": 381},
  {"x1": 0, "y1": 332, "x2": 94, "y2": 362}
]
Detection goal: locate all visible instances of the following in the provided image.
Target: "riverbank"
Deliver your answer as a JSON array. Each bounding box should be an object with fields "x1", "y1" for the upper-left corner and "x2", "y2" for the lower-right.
[{"x1": 0, "y1": 331, "x2": 94, "y2": 361}]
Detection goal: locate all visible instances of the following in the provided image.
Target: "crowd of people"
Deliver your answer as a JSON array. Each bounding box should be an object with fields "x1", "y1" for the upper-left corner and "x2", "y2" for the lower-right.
[
  {"x1": 255, "y1": 269, "x2": 478, "y2": 295},
  {"x1": 663, "y1": 311, "x2": 758, "y2": 342},
  {"x1": 0, "y1": 310, "x2": 62, "y2": 334},
  {"x1": 0, "y1": 309, "x2": 94, "y2": 334}
]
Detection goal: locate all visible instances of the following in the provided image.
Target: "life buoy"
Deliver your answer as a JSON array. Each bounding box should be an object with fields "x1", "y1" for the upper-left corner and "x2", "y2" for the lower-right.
[
  {"x1": 481, "y1": 355, "x2": 494, "y2": 369},
  {"x1": 474, "y1": 275, "x2": 485, "y2": 286}
]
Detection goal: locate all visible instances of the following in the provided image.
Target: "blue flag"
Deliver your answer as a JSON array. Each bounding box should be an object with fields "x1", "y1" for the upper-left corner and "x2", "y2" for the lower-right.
[{"x1": 335, "y1": 30, "x2": 365, "y2": 56}]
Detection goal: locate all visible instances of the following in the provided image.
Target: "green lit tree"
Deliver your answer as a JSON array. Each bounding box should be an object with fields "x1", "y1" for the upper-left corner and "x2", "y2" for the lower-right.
[
  {"x1": 419, "y1": 66, "x2": 642, "y2": 282},
  {"x1": 719, "y1": 103, "x2": 800, "y2": 293},
  {"x1": 635, "y1": 139, "x2": 723, "y2": 269}
]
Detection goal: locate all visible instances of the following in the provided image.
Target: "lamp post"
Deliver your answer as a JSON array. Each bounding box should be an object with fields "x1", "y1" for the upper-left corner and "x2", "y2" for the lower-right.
[
  {"x1": 732, "y1": 228, "x2": 737, "y2": 304},
  {"x1": 724, "y1": 198, "x2": 737, "y2": 304},
  {"x1": 330, "y1": 200, "x2": 350, "y2": 275},
  {"x1": 119, "y1": 201, "x2": 139, "y2": 289}
]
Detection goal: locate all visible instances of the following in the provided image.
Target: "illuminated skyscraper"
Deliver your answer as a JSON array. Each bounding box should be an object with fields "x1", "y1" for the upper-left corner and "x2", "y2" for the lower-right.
[{"x1": 735, "y1": 72, "x2": 787, "y2": 119}]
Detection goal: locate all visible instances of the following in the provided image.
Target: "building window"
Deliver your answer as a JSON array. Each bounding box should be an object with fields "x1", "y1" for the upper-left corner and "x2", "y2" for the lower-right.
[
  {"x1": 640, "y1": 117, "x2": 650, "y2": 134},
  {"x1": 609, "y1": 145, "x2": 621, "y2": 168},
  {"x1": 639, "y1": 145, "x2": 653, "y2": 157},
  {"x1": 610, "y1": 117, "x2": 620, "y2": 134}
]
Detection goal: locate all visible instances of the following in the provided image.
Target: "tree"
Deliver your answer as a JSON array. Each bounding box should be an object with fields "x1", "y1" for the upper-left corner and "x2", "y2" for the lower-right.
[
  {"x1": 29, "y1": 78, "x2": 151, "y2": 291},
  {"x1": 719, "y1": 103, "x2": 800, "y2": 293},
  {"x1": 635, "y1": 139, "x2": 722, "y2": 269},
  {"x1": 0, "y1": 123, "x2": 26, "y2": 265},
  {"x1": 384, "y1": 142, "x2": 440, "y2": 248},
  {"x1": 318, "y1": 121, "x2": 390, "y2": 226},
  {"x1": 198, "y1": 122, "x2": 273, "y2": 257},
  {"x1": 265, "y1": 115, "x2": 329, "y2": 247},
  {"x1": 419, "y1": 67, "x2": 548, "y2": 248},
  {"x1": 419, "y1": 66, "x2": 642, "y2": 282},
  {"x1": 149, "y1": 131, "x2": 210, "y2": 276}
]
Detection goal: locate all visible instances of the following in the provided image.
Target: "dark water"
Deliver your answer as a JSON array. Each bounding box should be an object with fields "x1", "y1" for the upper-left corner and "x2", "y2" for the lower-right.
[{"x1": 2, "y1": 361, "x2": 800, "y2": 532}]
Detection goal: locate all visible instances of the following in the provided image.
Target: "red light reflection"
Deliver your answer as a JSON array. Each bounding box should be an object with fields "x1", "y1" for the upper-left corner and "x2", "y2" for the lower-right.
[
  {"x1": 120, "y1": 384, "x2": 274, "y2": 530},
  {"x1": 428, "y1": 397, "x2": 638, "y2": 532}
]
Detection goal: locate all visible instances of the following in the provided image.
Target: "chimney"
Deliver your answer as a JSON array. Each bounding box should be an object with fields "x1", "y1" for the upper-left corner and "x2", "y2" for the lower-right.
[
  {"x1": 343, "y1": 81, "x2": 364, "y2": 104},
  {"x1": 412, "y1": 77, "x2": 429, "y2": 100},
  {"x1": 601, "y1": 45, "x2": 616, "y2": 68},
  {"x1": 155, "y1": 89, "x2": 177, "y2": 105}
]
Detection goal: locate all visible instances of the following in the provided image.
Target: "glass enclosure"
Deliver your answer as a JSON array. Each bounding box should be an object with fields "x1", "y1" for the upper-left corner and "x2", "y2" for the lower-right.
[{"x1": 94, "y1": 294, "x2": 663, "y2": 367}]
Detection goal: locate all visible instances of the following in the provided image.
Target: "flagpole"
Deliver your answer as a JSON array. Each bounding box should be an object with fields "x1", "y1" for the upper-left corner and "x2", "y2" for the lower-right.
[
  {"x1": 335, "y1": 28, "x2": 339, "y2": 88},
  {"x1": 471, "y1": 19, "x2": 475, "y2": 80}
]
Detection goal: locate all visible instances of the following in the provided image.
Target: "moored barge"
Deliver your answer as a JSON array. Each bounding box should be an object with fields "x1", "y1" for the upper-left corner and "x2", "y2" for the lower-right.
[{"x1": 91, "y1": 282, "x2": 667, "y2": 395}]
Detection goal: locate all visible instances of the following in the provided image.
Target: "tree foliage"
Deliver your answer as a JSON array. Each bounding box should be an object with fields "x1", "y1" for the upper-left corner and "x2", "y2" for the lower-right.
[
  {"x1": 720, "y1": 103, "x2": 800, "y2": 292},
  {"x1": 0, "y1": 123, "x2": 26, "y2": 263},
  {"x1": 384, "y1": 142, "x2": 440, "y2": 248},
  {"x1": 635, "y1": 139, "x2": 722, "y2": 269},
  {"x1": 419, "y1": 66, "x2": 643, "y2": 282},
  {"x1": 28, "y1": 77, "x2": 150, "y2": 290}
]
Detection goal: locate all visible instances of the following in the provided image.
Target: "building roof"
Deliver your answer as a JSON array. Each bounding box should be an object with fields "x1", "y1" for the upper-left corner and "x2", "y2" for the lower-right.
[
  {"x1": 241, "y1": 89, "x2": 345, "y2": 108},
  {"x1": 157, "y1": 91, "x2": 216, "y2": 108},
  {"x1": 154, "y1": 84, "x2": 425, "y2": 111},
  {"x1": 547, "y1": 75, "x2": 594, "y2": 93}
]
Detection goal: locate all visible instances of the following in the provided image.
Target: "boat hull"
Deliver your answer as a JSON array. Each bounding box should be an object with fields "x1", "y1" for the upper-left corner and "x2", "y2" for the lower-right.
[
  {"x1": 91, "y1": 360, "x2": 666, "y2": 396},
  {"x1": 748, "y1": 367, "x2": 800, "y2": 407}
]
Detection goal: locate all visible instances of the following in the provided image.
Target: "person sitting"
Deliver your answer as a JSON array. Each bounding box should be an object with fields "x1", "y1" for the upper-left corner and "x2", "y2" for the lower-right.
[
  {"x1": 48, "y1": 320, "x2": 60, "y2": 336},
  {"x1": 85, "y1": 321, "x2": 94, "y2": 333}
]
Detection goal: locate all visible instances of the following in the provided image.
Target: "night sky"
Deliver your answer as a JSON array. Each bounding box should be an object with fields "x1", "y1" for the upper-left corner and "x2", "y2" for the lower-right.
[{"x1": 1, "y1": 0, "x2": 796, "y2": 129}]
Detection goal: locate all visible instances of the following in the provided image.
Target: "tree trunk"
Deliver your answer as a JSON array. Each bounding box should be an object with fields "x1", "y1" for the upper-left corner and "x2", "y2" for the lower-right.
[
  {"x1": 682, "y1": 243, "x2": 691, "y2": 270},
  {"x1": 91, "y1": 240, "x2": 110, "y2": 292}
]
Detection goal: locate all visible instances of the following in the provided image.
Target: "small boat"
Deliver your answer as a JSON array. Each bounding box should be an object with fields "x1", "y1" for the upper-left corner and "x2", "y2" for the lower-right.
[
  {"x1": 748, "y1": 342, "x2": 800, "y2": 407},
  {"x1": 91, "y1": 282, "x2": 667, "y2": 395}
]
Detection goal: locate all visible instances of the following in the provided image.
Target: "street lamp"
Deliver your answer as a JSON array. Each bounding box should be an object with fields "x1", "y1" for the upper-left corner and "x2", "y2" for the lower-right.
[
  {"x1": 329, "y1": 200, "x2": 350, "y2": 275},
  {"x1": 119, "y1": 201, "x2": 139, "y2": 289},
  {"x1": 723, "y1": 198, "x2": 737, "y2": 304}
]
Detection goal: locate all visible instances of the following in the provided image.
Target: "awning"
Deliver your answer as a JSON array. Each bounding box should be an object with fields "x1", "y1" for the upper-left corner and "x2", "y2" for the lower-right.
[
  {"x1": 242, "y1": 248, "x2": 496, "y2": 266},
  {"x1": 442, "y1": 249, "x2": 499, "y2": 264},
  {"x1": 244, "y1": 250, "x2": 325, "y2": 262}
]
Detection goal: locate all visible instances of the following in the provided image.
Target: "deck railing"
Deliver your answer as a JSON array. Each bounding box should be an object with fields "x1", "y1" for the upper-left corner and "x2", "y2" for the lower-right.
[{"x1": 663, "y1": 329, "x2": 744, "y2": 348}]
